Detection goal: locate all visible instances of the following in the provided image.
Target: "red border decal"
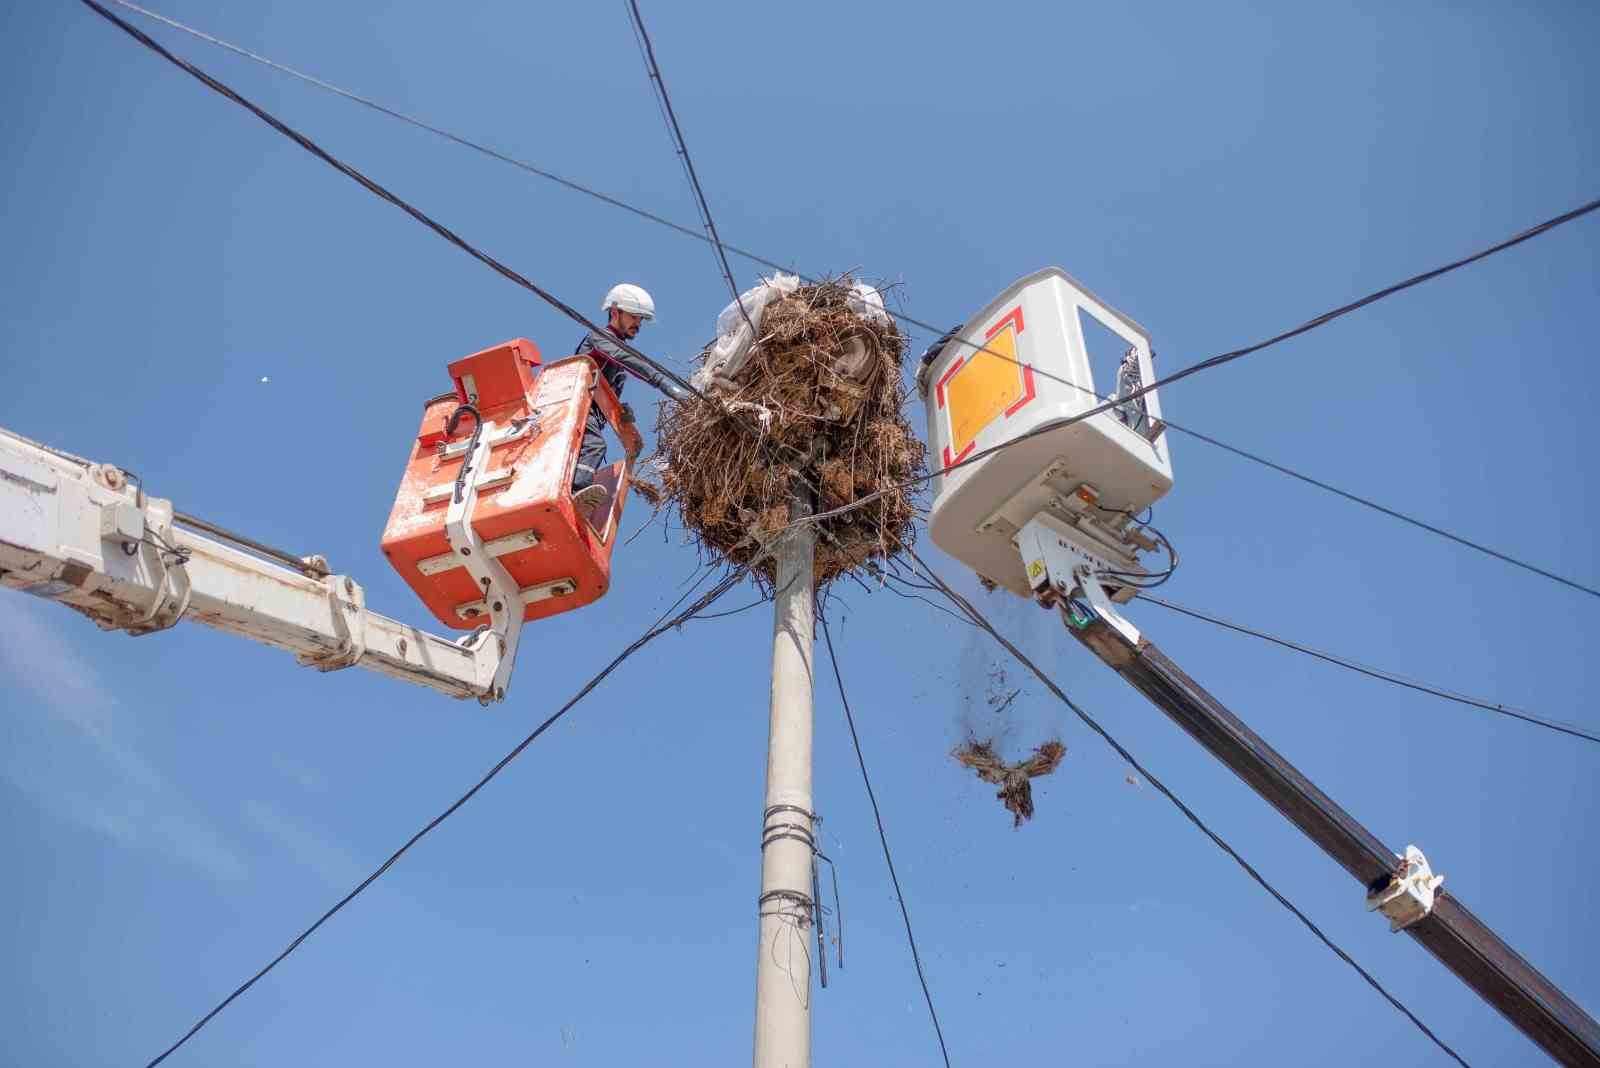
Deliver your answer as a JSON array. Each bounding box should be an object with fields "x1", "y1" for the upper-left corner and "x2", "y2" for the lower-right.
[
  {"x1": 933, "y1": 354, "x2": 965, "y2": 409},
  {"x1": 986, "y1": 305, "x2": 1024, "y2": 340},
  {"x1": 942, "y1": 441, "x2": 976, "y2": 468}
]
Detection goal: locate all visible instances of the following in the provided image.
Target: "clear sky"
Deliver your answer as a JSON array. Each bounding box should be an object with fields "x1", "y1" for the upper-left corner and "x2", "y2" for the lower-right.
[{"x1": 2, "y1": 2, "x2": 1597, "y2": 1065}]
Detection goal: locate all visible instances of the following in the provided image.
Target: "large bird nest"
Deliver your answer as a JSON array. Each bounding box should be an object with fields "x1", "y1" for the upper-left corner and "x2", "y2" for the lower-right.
[{"x1": 653, "y1": 278, "x2": 925, "y2": 586}]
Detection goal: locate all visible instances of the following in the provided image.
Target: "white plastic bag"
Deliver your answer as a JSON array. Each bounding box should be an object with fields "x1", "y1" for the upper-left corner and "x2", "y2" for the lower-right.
[
  {"x1": 847, "y1": 281, "x2": 888, "y2": 325},
  {"x1": 693, "y1": 272, "x2": 800, "y2": 391}
]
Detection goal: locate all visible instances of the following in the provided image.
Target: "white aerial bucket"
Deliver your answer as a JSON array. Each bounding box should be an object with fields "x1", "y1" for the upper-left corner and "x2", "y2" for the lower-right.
[{"x1": 918, "y1": 268, "x2": 1174, "y2": 595}]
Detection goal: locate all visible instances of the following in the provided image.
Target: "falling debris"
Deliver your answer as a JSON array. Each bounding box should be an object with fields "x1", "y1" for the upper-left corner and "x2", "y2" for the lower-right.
[
  {"x1": 955, "y1": 739, "x2": 1067, "y2": 828},
  {"x1": 654, "y1": 275, "x2": 924, "y2": 586}
]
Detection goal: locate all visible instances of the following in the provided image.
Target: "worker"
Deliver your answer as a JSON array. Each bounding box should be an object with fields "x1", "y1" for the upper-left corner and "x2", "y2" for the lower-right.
[{"x1": 571, "y1": 283, "x2": 692, "y2": 511}]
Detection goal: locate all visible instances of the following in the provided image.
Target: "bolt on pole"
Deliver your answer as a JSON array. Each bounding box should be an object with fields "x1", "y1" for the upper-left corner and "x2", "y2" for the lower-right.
[{"x1": 753, "y1": 487, "x2": 818, "y2": 1068}]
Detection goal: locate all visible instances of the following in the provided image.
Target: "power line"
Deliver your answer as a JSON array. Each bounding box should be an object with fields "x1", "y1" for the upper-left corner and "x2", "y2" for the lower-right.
[
  {"x1": 623, "y1": 0, "x2": 757, "y2": 334},
  {"x1": 818, "y1": 604, "x2": 952, "y2": 1068},
  {"x1": 81, "y1": 0, "x2": 834, "y2": 549},
  {"x1": 81, "y1": 0, "x2": 708, "y2": 403},
  {"x1": 1139, "y1": 594, "x2": 1600, "y2": 746},
  {"x1": 791, "y1": 190, "x2": 1600, "y2": 599},
  {"x1": 140, "y1": 567, "x2": 749, "y2": 1067},
  {"x1": 901, "y1": 546, "x2": 1473, "y2": 1067},
  {"x1": 1159, "y1": 423, "x2": 1600, "y2": 600},
  {"x1": 67, "y1": 3, "x2": 1507, "y2": 1058},
  {"x1": 107, "y1": 1, "x2": 1600, "y2": 601},
  {"x1": 105, "y1": 0, "x2": 795, "y2": 275},
  {"x1": 905, "y1": 323, "x2": 1600, "y2": 601},
  {"x1": 90, "y1": 0, "x2": 1600, "y2": 607}
]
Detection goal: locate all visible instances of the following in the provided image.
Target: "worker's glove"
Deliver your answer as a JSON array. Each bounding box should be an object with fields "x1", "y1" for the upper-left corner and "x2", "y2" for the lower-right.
[{"x1": 619, "y1": 401, "x2": 637, "y2": 425}]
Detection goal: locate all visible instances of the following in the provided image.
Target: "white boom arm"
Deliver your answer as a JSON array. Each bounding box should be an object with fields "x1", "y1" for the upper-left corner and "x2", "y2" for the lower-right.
[{"x1": 0, "y1": 426, "x2": 514, "y2": 703}]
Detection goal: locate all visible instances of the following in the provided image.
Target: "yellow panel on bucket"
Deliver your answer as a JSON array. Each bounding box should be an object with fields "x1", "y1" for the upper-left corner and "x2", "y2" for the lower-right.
[{"x1": 946, "y1": 324, "x2": 1024, "y2": 457}]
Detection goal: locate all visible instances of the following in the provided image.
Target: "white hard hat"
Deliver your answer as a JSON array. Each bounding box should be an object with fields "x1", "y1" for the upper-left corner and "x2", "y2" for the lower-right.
[{"x1": 602, "y1": 283, "x2": 655, "y2": 321}]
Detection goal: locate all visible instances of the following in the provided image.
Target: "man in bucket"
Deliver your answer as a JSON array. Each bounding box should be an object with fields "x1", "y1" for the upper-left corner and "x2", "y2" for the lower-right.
[{"x1": 571, "y1": 283, "x2": 692, "y2": 512}]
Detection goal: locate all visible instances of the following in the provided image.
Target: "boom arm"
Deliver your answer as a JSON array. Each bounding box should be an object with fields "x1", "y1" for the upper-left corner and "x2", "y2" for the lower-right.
[
  {"x1": 0, "y1": 426, "x2": 515, "y2": 703},
  {"x1": 1021, "y1": 523, "x2": 1600, "y2": 1067}
]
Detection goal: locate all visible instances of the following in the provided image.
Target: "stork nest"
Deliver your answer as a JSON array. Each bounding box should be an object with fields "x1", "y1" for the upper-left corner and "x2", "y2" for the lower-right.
[
  {"x1": 955, "y1": 739, "x2": 1067, "y2": 828},
  {"x1": 653, "y1": 278, "x2": 925, "y2": 586}
]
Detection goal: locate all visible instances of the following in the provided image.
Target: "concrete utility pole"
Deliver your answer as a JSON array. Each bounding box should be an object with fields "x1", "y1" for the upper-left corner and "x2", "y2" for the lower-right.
[{"x1": 753, "y1": 489, "x2": 818, "y2": 1068}]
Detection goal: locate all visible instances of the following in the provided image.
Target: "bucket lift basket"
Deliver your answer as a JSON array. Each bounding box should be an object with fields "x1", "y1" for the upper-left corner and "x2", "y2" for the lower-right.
[
  {"x1": 918, "y1": 268, "x2": 1174, "y2": 598},
  {"x1": 381, "y1": 338, "x2": 642, "y2": 631}
]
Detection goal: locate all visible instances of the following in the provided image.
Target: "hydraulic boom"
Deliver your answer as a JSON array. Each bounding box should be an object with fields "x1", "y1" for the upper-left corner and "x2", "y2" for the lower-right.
[
  {"x1": 1025, "y1": 536, "x2": 1600, "y2": 1067},
  {"x1": 0, "y1": 426, "x2": 518, "y2": 703}
]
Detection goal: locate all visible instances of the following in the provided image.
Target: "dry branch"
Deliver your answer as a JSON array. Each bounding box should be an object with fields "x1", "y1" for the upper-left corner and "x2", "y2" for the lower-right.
[{"x1": 955, "y1": 739, "x2": 1067, "y2": 828}]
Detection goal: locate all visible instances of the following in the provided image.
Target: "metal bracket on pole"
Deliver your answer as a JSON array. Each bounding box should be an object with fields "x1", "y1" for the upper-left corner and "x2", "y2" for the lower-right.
[
  {"x1": 1367, "y1": 845, "x2": 1445, "y2": 932},
  {"x1": 442, "y1": 416, "x2": 524, "y2": 704}
]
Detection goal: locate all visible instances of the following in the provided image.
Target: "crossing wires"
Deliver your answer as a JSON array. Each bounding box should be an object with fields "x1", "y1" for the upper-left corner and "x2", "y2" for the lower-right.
[
  {"x1": 1139, "y1": 594, "x2": 1600, "y2": 746},
  {"x1": 787, "y1": 187, "x2": 1600, "y2": 602},
  {"x1": 624, "y1": 0, "x2": 758, "y2": 333},
  {"x1": 78, "y1": 0, "x2": 710, "y2": 404},
  {"x1": 139, "y1": 565, "x2": 750, "y2": 1066},
  {"x1": 818, "y1": 604, "x2": 952, "y2": 1068},
  {"x1": 900, "y1": 546, "x2": 1473, "y2": 1067},
  {"x1": 107, "y1": 1, "x2": 1600, "y2": 600}
]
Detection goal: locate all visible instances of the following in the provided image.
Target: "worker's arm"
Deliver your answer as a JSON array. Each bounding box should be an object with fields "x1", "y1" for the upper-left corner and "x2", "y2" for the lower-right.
[{"x1": 587, "y1": 331, "x2": 695, "y2": 402}]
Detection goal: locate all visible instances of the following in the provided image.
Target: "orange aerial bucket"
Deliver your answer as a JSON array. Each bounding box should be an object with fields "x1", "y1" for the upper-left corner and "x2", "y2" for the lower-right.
[{"x1": 380, "y1": 338, "x2": 642, "y2": 630}]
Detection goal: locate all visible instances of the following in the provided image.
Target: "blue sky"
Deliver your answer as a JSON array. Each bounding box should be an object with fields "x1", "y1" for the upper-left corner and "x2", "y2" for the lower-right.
[{"x1": 2, "y1": 1, "x2": 1597, "y2": 1065}]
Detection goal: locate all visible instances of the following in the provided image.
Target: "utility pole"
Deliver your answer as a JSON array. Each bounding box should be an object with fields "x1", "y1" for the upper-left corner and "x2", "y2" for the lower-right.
[{"x1": 753, "y1": 486, "x2": 818, "y2": 1068}]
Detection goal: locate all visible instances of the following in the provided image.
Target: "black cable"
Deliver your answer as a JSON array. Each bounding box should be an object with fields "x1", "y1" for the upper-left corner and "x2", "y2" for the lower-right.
[
  {"x1": 74, "y1": 7, "x2": 1489, "y2": 1055},
  {"x1": 78, "y1": 0, "x2": 706, "y2": 405},
  {"x1": 1162, "y1": 422, "x2": 1600, "y2": 601},
  {"x1": 623, "y1": 0, "x2": 756, "y2": 335},
  {"x1": 794, "y1": 188, "x2": 1600, "y2": 589},
  {"x1": 107, "y1": 1, "x2": 1600, "y2": 601},
  {"x1": 902, "y1": 546, "x2": 1472, "y2": 1068},
  {"x1": 139, "y1": 568, "x2": 748, "y2": 1067},
  {"x1": 817, "y1": 605, "x2": 952, "y2": 1068},
  {"x1": 444, "y1": 404, "x2": 482, "y2": 504},
  {"x1": 107, "y1": 0, "x2": 797, "y2": 274},
  {"x1": 91, "y1": 0, "x2": 836, "y2": 533},
  {"x1": 694, "y1": 594, "x2": 771, "y2": 620},
  {"x1": 866, "y1": 569, "x2": 983, "y2": 629},
  {"x1": 1139, "y1": 594, "x2": 1600, "y2": 746}
]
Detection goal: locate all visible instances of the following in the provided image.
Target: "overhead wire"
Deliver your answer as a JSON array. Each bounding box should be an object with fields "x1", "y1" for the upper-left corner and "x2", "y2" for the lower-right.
[
  {"x1": 106, "y1": 0, "x2": 1600, "y2": 600},
  {"x1": 900, "y1": 546, "x2": 1472, "y2": 1068},
  {"x1": 103, "y1": 0, "x2": 795, "y2": 276},
  {"x1": 623, "y1": 0, "x2": 756, "y2": 335},
  {"x1": 1139, "y1": 594, "x2": 1600, "y2": 746},
  {"x1": 788, "y1": 195, "x2": 1600, "y2": 578},
  {"x1": 138, "y1": 565, "x2": 752, "y2": 1067},
  {"x1": 80, "y1": 0, "x2": 708, "y2": 403},
  {"x1": 76, "y1": 0, "x2": 822, "y2": 587},
  {"x1": 91, "y1": 0, "x2": 1597, "y2": 722},
  {"x1": 69, "y1": 2, "x2": 1559, "y2": 1059},
  {"x1": 818, "y1": 602, "x2": 953, "y2": 1068},
  {"x1": 621, "y1": 17, "x2": 948, "y2": 1047},
  {"x1": 1158, "y1": 421, "x2": 1600, "y2": 601}
]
